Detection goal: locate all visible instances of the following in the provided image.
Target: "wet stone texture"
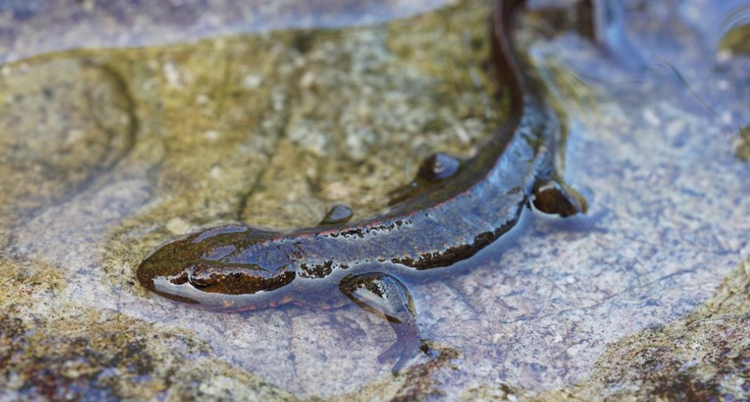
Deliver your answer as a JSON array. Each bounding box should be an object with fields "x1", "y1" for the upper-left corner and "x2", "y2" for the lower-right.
[
  {"x1": 1, "y1": 0, "x2": 749, "y2": 401},
  {"x1": 0, "y1": 58, "x2": 136, "y2": 244}
]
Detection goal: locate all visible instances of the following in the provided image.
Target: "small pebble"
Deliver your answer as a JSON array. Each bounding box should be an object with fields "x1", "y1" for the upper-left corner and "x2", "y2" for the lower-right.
[{"x1": 166, "y1": 217, "x2": 192, "y2": 235}]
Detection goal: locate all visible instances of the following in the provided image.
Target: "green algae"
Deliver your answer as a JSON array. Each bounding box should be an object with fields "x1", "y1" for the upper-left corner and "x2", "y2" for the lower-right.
[
  {"x1": 719, "y1": 23, "x2": 750, "y2": 55},
  {"x1": 93, "y1": 0, "x2": 506, "y2": 235},
  {"x1": 738, "y1": 126, "x2": 750, "y2": 162}
]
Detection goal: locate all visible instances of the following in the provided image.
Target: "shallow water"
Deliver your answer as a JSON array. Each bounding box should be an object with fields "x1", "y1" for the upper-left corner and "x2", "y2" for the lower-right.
[{"x1": 0, "y1": 0, "x2": 749, "y2": 400}]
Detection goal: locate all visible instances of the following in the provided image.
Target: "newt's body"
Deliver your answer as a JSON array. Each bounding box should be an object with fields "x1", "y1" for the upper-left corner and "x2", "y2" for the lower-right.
[{"x1": 137, "y1": 0, "x2": 586, "y2": 373}]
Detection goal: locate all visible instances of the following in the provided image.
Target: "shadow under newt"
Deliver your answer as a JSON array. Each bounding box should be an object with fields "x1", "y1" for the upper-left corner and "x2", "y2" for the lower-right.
[{"x1": 137, "y1": 0, "x2": 590, "y2": 374}]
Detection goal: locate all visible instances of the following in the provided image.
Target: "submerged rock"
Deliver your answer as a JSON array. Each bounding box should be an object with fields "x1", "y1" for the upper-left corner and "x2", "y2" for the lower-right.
[{"x1": 0, "y1": 0, "x2": 748, "y2": 400}]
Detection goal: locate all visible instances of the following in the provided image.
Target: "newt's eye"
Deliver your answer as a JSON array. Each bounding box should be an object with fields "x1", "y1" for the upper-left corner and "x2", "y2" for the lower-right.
[
  {"x1": 169, "y1": 271, "x2": 189, "y2": 285},
  {"x1": 188, "y1": 263, "x2": 223, "y2": 288},
  {"x1": 137, "y1": 239, "x2": 195, "y2": 292}
]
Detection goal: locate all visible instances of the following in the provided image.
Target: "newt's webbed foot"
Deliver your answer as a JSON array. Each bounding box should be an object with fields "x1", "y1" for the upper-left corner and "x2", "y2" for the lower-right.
[
  {"x1": 377, "y1": 335, "x2": 436, "y2": 375},
  {"x1": 416, "y1": 152, "x2": 462, "y2": 182},
  {"x1": 532, "y1": 178, "x2": 588, "y2": 217},
  {"x1": 319, "y1": 204, "x2": 354, "y2": 225},
  {"x1": 389, "y1": 152, "x2": 463, "y2": 206},
  {"x1": 339, "y1": 272, "x2": 433, "y2": 375}
]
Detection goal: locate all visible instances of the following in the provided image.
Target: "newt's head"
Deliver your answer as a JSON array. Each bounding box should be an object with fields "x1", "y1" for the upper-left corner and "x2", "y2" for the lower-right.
[{"x1": 137, "y1": 223, "x2": 296, "y2": 309}]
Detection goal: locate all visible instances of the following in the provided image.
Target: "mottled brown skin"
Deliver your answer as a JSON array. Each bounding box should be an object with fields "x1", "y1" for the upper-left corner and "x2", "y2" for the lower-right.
[{"x1": 137, "y1": 0, "x2": 585, "y2": 372}]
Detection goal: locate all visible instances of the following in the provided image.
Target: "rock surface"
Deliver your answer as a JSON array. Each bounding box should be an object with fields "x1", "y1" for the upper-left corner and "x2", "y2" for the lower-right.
[{"x1": 1, "y1": 0, "x2": 749, "y2": 400}]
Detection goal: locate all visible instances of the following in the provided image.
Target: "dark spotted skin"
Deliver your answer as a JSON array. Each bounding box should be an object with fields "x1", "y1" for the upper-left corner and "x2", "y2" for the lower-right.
[{"x1": 137, "y1": 0, "x2": 586, "y2": 372}]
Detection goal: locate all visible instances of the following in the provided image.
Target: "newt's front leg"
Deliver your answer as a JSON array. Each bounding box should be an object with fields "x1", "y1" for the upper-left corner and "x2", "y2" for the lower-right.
[{"x1": 339, "y1": 272, "x2": 433, "y2": 375}]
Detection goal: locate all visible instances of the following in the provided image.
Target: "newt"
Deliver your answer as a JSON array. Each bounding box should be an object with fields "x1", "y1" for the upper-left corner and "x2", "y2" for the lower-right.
[{"x1": 137, "y1": 0, "x2": 587, "y2": 373}]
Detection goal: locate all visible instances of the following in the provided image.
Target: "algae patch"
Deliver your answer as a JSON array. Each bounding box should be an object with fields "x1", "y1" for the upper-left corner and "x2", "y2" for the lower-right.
[{"x1": 737, "y1": 126, "x2": 750, "y2": 162}]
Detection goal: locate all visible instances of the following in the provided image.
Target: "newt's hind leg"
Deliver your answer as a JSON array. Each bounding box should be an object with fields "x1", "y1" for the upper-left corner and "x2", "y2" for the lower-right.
[{"x1": 338, "y1": 272, "x2": 432, "y2": 375}]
